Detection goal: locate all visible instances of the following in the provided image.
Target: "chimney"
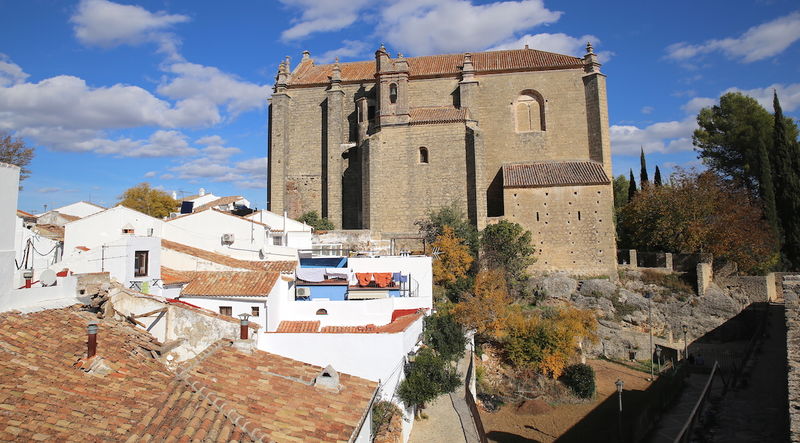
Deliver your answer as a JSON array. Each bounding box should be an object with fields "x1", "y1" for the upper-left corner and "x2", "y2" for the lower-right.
[
  {"x1": 87, "y1": 322, "x2": 98, "y2": 358},
  {"x1": 238, "y1": 313, "x2": 250, "y2": 340},
  {"x1": 199, "y1": 188, "x2": 206, "y2": 197}
]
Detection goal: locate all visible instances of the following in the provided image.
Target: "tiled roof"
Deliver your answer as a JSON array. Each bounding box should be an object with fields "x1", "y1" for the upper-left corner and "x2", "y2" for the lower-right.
[
  {"x1": 180, "y1": 271, "x2": 278, "y2": 297},
  {"x1": 184, "y1": 343, "x2": 378, "y2": 442},
  {"x1": 193, "y1": 195, "x2": 245, "y2": 212},
  {"x1": 502, "y1": 160, "x2": 610, "y2": 188},
  {"x1": 276, "y1": 311, "x2": 424, "y2": 334},
  {"x1": 16, "y1": 209, "x2": 33, "y2": 217},
  {"x1": 33, "y1": 224, "x2": 65, "y2": 241},
  {"x1": 0, "y1": 308, "x2": 253, "y2": 442},
  {"x1": 161, "y1": 239, "x2": 297, "y2": 272},
  {"x1": 160, "y1": 266, "x2": 192, "y2": 285},
  {"x1": 409, "y1": 107, "x2": 468, "y2": 125},
  {"x1": 276, "y1": 320, "x2": 321, "y2": 333},
  {"x1": 289, "y1": 48, "x2": 584, "y2": 86}
]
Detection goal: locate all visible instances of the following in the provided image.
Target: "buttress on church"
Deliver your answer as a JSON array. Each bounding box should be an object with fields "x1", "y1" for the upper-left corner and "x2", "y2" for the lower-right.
[{"x1": 268, "y1": 43, "x2": 617, "y2": 276}]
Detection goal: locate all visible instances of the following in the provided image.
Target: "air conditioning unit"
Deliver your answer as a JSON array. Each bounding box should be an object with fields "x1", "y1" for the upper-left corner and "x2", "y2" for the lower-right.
[
  {"x1": 296, "y1": 287, "x2": 311, "y2": 298},
  {"x1": 221, "y1": 233, "x2": 235, "y2": 245}
]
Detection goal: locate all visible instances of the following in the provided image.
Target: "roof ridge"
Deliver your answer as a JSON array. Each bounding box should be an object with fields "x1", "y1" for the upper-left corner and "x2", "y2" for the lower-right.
[{"x1": 309, "y1": 47, "x2": 582, "y2": 68}]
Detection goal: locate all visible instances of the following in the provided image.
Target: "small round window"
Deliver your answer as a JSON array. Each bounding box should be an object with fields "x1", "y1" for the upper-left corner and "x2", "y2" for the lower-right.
[{"x1": 316, "y1": 309, "x2": 328, "y2": 315}]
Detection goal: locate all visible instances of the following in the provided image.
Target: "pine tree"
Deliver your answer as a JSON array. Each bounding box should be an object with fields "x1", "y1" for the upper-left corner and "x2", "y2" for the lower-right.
[
  {"x1": 654, "y1": 166, "x2": 663, "y2": 187},
  {"x1": 756, "y1": 137, "x2": 779, "y2": 237},
  {"x1": 772, "y1": 91, "x2": 800, "y2": 269},
  {"x1": 628, "y1": 169, "x2": 637, "y2": 201},
  {"x1": 640, "y1": 147, "x2": 649, "y2": 186}
]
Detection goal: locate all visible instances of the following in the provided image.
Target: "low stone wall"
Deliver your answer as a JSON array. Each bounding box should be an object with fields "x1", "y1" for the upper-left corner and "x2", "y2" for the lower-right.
[
  {"x1": 697, "y1": 262, "x2": 713, "y2": 297},
  {"x1": 783, "y1": 275, "x2": 800, "y2": 441},
  {"x1": 717, "y1": 273, "x2": 777, "y2": 303}
]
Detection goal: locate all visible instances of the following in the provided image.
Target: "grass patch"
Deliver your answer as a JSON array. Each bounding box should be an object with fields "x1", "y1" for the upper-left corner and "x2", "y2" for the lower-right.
[{"x1": 640, "y1": 269, "x2": 694, "y2": 293}]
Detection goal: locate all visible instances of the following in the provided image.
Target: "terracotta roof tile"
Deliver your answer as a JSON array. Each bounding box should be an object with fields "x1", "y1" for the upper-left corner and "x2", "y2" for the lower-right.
[
  {"x1": 193, "y1": 195, "x2": 246, "y2": 212},
  {"x1": 319, "y1": 312, "x2": 424, "y2": 334},
  {"x1": 184, "y1": 344, "x2": 378, "y2": 442},
  {"x1": 0, "y1": 308, "x2": 253, "y2": 442},
  {"x1": 33, "y1": 224, "x2": 65, "y2": 241},
  {"x1": 160, "y1": 266, "x2": 192, "y2": 285},
  {"x1": 289, "y1": 48, "x2": 583, "y2": 86},
  {"x1": 179, "y1": 271, "x2": 278, "y2": 297},
  {"x1": 276, "y1": 320, "x2": 320, "y2": 333},
  {"x1": 409, "y1": 107, "x2": 468, "y2": 125},
  {"x1": 161, "y1": 239, "x2": 297, "y2": 272},
  {"x1": 502, "y1": 160, "x2": 610, "y2": 188},
  {"x1": 16, "y1": 209, "x2": 33, "y2": 217}
]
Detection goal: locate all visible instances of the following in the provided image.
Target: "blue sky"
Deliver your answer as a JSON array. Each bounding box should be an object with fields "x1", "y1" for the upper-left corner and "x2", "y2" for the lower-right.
[{"x1": 1, "y1": 0, "x2": 799, "y2": 214}]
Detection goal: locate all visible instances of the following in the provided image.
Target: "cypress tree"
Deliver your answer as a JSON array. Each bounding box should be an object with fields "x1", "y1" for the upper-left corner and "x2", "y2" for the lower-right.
[
  {"x1": 757, "y1": 137, "x2": 779, "y2": 237},
  {"x1": 772, "y1": 91, "x2": 800, "y2": 269},
  {"x1": 654, "y1": 166, "x2": 663, "y2": 187},
  {"x1": 639, "y1": 147, "x2": 649, "y2": 186},
  {"x1": 628, "y1": 169, "x2": 637, "y2": 201}
]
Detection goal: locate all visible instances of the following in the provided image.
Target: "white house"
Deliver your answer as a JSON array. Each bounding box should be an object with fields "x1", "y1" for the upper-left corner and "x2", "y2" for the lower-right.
[
  {"x1": 63, "y1": 205, "x2": 164, "y2": 253},
  {"x1": 46, "y1": 201, "x2": 105, "y2": 219},
  {"x1": 245, "y1": 209, "x2": 313, "y2": 250},
  {"x1": 163, "y1": 209, "x2": 298, "y2": 261},
  {"x1": 14, "y1": 214, "x2": 62, "y2": 283}
]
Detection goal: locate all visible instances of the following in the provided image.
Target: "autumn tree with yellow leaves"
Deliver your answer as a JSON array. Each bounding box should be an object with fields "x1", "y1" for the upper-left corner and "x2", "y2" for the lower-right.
[{"x1": 433, "y1": 226, "x2": 474, "y2": 285}]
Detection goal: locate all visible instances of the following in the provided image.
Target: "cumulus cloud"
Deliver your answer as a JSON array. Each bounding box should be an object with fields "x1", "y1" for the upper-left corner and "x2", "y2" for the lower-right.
[
  {"x1": 196, "y1": 135, "x2": 242, "y2": 160},
  {"x1": 315, "y1": 40, "x2": 370, "y2": 64},
  {"x1": 665, "y1": 11, "x2": 800, "y2": 63},
  {"x1": 144, "y1": 171, "x2": 157, "y2": 178},
  {"x1": 640, "y1": 106, "x2": 654, "y2": 115},
  {"x1": 71, "y1": 0, "x2": 189, "y2": 59},
  {"x1": 723, "y1": 83, "x2": 800, "y2": 112},
  {"x1": 69, "y1": 130, "x2": 199, "y2": 158},
  {"x1": 611, "y1": 119, "x2": 697, "y2": 156},
  {"x1": 0, "y1": 54, "x2": 28, "y2": 87},
  {"x1": 169, "y1": 155, "x2": 266, "y2": 188},
  {"x1": 491, "y1": 32, "x2": 612, "y2": 62},
  {"x1": 280, "y1": 0, "x2": 373, "y2": 40},
  {"x1": 380, "y1": 0, "x2": 561, "y2": 55},
  {"x1": 158, "y1": 62, "x2": 271, "y2": 116}
]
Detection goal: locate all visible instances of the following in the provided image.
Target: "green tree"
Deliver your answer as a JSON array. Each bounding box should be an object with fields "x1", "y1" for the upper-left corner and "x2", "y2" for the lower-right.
[
  {"x1": 424, "y1": 311, "x2": 466, "y2": 363},
  {"x1": 693, "y1": 92, "x2": 799, "y2": 194},
  {"x1": 118, "y1": 183, "x2": 178, "y2": 218},
  {"x1": 416, "y1": 202, "x2": 479, "y2": 258},
  {"x1": 771, "y1": 92, "x2": 800, "y2": 269},
  {"x1": 397, "y1": 348, "x2": 460, "y2": 413},
  {"x1": 480, "y1": 220, "x2": 535, "y2": 297},
  {"x1": 628, "y1": 169, "x2": 637, "y2": 201},
  {"x1": 756, "y1": 137, "x2": 779, "y2": 237},
  {"x1": 0, "y1": 132, "x2": 35, "y2": 185},
  {"x1": 613, "y1": 174, "x2": 630, "y2": 210},
  {"x1": 297, "y1": 210, "x2": 335, "y2": 231},
  {"x1": 640, "y1": 147, "x2": 649, "y2": 186},
  {"x1": 654, "y1": 166, "x2": 663, "y2": 187}
]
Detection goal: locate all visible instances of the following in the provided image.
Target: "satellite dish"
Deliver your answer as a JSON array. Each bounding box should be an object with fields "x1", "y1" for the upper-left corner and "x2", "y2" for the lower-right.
[{"x1": 40, "y1": 269, "x2": 57, "y2": 287}]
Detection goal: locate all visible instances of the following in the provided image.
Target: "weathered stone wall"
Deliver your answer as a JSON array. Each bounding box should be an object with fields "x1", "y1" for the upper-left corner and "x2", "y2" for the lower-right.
[
  {"x1": 697, "y1": 262, "x2": 713, "y2": 297},
  {"x1": 783, "y1": 275, "x2": 800, "y2": 441},
  {"x1": 503, "y1": 183, "x2": 616, "y2": 276},
  {"x1": 717, "y1": 273, "x2": 777, "y2": 304}
]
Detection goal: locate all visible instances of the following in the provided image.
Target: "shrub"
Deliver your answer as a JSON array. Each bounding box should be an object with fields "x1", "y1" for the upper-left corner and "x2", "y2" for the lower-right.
[
  {"x1": 397, "y1": 348, "x2": 461, "y2": 411},
  {"x1": 297, "y1": 210, "x2": 335, "y2": 231},
  {"x1": 424, "y1": 311, "x2": 466, "y2": 362},
  {"x1": 562, "y1": 363, "x2": 596, "y2": 398},
  {"x1": 371, "y1": 400, "x2": 402, "y2": 435}
]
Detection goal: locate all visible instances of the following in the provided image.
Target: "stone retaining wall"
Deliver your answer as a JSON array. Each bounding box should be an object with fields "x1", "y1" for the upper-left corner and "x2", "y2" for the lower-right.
[{"x1": 783, "y1": 275, "x2": 800, "y2": 441}]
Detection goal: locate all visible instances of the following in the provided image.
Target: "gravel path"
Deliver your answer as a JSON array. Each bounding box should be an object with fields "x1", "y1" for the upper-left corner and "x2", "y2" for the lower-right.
[{"x1": 408, "y1": 392, "x2": 467, "y2": 443}]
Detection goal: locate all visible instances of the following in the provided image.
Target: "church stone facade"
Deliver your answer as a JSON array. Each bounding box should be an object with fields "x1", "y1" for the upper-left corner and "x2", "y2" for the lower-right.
[{"x1": 268, "y1": 44, "x2": 617, "y2": 275}]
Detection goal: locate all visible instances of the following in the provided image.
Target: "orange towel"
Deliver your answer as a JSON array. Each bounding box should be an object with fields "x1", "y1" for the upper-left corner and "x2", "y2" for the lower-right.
[
  {"x1": 373, "y1": 272, "x2": 393, "y2": 288},
  {"x1": 356, "y1": 272, "x2": 373, "y2": 287}
]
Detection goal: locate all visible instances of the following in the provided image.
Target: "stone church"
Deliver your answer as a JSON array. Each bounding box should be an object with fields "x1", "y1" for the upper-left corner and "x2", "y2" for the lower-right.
[{"x1": 268, "y1": 43, "x2": 617, "y2": 275}]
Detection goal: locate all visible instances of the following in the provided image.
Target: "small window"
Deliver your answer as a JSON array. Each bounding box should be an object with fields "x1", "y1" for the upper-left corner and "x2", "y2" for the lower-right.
[
  {"x1": 419, "y1": 147, "x2": 429, "y2": 164},
  {"x1": 273, "y1": 236, "x2": 283, "y2": 246},
  {"x1": 251, "y1": 306, "x2": 260, "y2": 317},
  {"x1": 122, "y1": 228, "x2": 134, "y2": 234},
  {"x1": 219, "y1": 306, "x2": 232, "y2": 316},
  {"x1": 316, "y1": 308, "x2": 328, "y2": 315},
  {"x1": 134, "y1": 250, "x2": 148, "y2": 277},
  {"x1": 389, "y1": 83, "x2": 398, "y2": 103},
  {"x1": 367, "y1": 105, "x2": 376, "y2": 120}
]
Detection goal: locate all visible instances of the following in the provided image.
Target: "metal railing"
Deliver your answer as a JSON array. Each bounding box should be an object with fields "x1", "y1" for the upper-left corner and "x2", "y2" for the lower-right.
[{"x1": 674, "y1": 361, "x2": 720, "y2": 443}]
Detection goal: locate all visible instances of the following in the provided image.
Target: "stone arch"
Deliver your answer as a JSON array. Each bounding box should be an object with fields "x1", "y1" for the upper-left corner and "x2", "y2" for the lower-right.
[
  {"x1": 419, "y1": 147, "x2": 429, "y2": 164},
  {"x1": 316, "y1": 308, "x2": 328, "y2": 315},
  {"x1": 515, "y1": 90, "x2": 545, "y2": 132},
  {"x1": 389, "y1": 83, "x2": 398, "y2": 103}
]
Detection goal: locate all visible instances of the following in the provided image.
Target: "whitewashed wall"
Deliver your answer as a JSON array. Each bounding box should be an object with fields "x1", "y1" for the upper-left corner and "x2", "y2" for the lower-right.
[
  {"x1": 0, "y1": 163, "x2": 20, "y2": 297},
  {"x1": 177, "y1": 296, "x2": 269, "y2": 330},
  {"x1": 349, "y1": 256, "x2": 433, "y2": 308},
  {"x1": 2, "y1": 276, "x2": 79, "y2": 313},
  {"x1": 51, "y1": 201, "x2": 104, "y2": 218},
  {"x1": 163, "y1": 210, "x2": 267, "y2": 260},
  {"x1": 63, "y1": 206, "x2": 163, "y2": 252}
]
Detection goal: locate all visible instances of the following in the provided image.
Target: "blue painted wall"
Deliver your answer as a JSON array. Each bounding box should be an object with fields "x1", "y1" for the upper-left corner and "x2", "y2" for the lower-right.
[
  {"x1": 299, "y1": 284, "x2": 347, "y2": 301},
  {"x1": 299, "y1": 257, "x2": 348, "y2": 268}
]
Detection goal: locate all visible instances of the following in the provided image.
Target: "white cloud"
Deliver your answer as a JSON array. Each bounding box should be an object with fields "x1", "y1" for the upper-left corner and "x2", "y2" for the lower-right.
[
  {"x1": 280, "y1": 0, "x2": 373, "y2": 40},
  {"x1": 315, "y1": 40, "x2": 370, "y2": 64},
  {"x1": 491, "y1": 32, "x2": 611, "y2": 62},
  {"x1": 640, "y1": 106, "x2": 654, "y2": 115},
  {"x1": 169, "y1": 155, "x2": 266, "y2": 187},
  {"x1": 144, "y1": 171, "x2": 157, "y2": 178},
  {"x1": 380, "y1": 0, "x2": 561, "y2": 55},
  {"x1": 195, "y1": 135, "x2": 242, "y2": 160},
  {"x1": 69, "y1": 130, "x2": 198, "y2": 158},
  {"x1": 723, "y1": 83, "x2": 800, "y2": 112},
  {"x1": 666, "y1": 11, "x2": 800, "y2": 63},
  {"x1": 71, "y1": 0, "x2": 189, "y2": 59},
  {"x1": 158, "y1": 62, "x2": 271, "y2": 115},
  {"x1": 0, "y1": 54, "x2": 28, "y2": 87},
  {"x1": 681, "y1": 97, "x2": 716, "y2": 115},
  {"x1": 611, "y1": 119, "x2": 697, "y2": 156}
]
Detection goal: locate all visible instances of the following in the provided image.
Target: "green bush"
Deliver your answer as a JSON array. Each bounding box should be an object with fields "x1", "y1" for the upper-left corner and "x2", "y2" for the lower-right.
[
  {"x1": 398, "y1": 348, "x2": 461, "y2": 409},
  {"x1": 562, "y1": 363, "x2": 596, "y2": 398},
  {"x1": 297, "y1": 210, "x2": 335, "y2": 231},
  {"x1": 424, "y1": 312, "x2": 466, "y2": 362}
]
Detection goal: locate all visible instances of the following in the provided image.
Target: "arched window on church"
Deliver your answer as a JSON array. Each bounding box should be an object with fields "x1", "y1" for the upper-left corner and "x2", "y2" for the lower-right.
[
  {"x1": 389, "y1": 83, "x2": 398, "y2": 104},
  {"x1": 419, "y1": 147, "x2": 429, "y2": 164},
  {"x1": 515, "y1": 91, "x2": 545, "y2": 132}
]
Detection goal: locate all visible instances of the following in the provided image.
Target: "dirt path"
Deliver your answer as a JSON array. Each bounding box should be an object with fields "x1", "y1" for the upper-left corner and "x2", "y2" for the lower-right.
[
  {"x1": 408, "y1": 392, "x2": 467, "y2": 443},
  {"x1": 479, "y1": 359, "x2": 652, "y2": 442}
]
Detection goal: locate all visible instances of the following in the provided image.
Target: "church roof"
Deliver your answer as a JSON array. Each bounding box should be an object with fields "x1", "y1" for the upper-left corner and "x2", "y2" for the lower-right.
[
  {"x1": 503, "y1": 160, "x2": 610, "y2": 188},
  {"x1": 409, "y1": 107, "x2": 468, "y2": 125},
  {"x1": 289, "y1": 48, "x2": 584, "y2": 86}
]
